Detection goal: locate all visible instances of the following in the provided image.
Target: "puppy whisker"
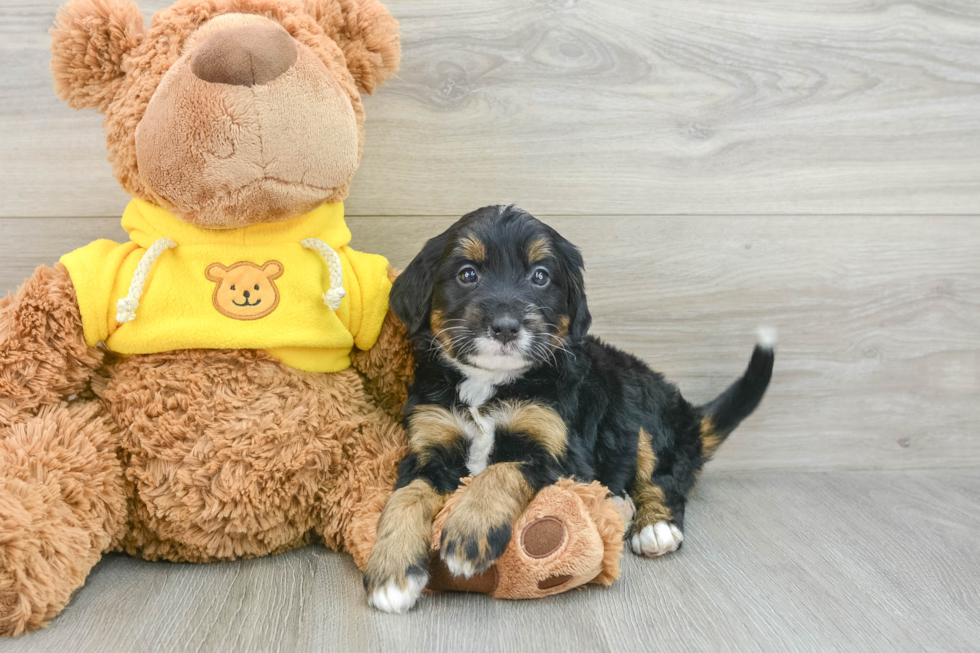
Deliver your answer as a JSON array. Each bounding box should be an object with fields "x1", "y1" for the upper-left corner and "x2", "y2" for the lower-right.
[
  {"x1": 551, "y1": 338, "x2": 576, "y2": 361},
  {"x1": 527, "y1": 340, "x2": 558, "y2": 368}
]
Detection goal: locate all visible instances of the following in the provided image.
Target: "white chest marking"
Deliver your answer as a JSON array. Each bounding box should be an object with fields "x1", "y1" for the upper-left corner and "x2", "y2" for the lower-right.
[
  {"x1": 450, "y1": 360, "x2": 529, "y2": 475},
  {"x1": 461, "y1": 407, "x2": 496, "y2": 475},
  {"x1": 453, "y1": 361, "x2": 524, "y2": 407}
]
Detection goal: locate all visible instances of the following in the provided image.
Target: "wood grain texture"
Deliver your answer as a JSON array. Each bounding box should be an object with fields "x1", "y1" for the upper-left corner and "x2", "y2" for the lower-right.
[
  {"x1": 3, "y1": 0, "x2": 980, "y2": 217},
  {"x1": 1, "y1": 470, "x2": 977, "y2": 652},
  {"x1": 1, "y1": 214, "x2": 977, "y2": 472}
]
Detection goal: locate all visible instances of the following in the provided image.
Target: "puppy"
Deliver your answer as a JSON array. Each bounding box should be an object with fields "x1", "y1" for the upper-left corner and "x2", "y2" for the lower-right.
[{"x1": 364, "y1": 205, "x2": 774, "y2": 613}]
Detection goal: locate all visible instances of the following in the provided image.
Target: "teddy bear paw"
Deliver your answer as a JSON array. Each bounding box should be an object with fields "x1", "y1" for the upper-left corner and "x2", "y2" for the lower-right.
[{"x1": 426, "y1": 480, "x2": 626, "y2": 599}]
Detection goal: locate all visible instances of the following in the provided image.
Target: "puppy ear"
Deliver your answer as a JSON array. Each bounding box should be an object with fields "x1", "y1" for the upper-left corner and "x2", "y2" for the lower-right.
[
  {"x1": 554, "y1": 233, "x2": 592, "y2": 338},
  {"x1": 390, "y1": 233, "x2": 447, "y2": 334},
  {"x1": 304, "y1": 0, "x2": 401, "y2": 94},
  {"x1": 50, "y1": 0, "x2": 146, "y2": 112}
]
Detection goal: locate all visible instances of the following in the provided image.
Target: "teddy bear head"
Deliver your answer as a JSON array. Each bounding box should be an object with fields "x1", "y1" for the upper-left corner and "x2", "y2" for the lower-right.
[{"x1": 51, "y1": 0, "x2": 400, "y2": 228}]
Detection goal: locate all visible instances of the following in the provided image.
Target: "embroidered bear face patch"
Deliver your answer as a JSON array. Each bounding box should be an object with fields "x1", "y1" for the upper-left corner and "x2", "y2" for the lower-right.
[{"x1": 205, "y1": 261, "x2": 283, "y2": 320}]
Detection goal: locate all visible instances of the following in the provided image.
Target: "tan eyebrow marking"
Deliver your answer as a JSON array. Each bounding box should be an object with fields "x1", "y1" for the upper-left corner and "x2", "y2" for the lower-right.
[
  {"x1": 457, "y1": 236, "x2": 486, "y2": 261},
  {"x1": 527, "y1": 238, "x2": 552, "y2": 263}
]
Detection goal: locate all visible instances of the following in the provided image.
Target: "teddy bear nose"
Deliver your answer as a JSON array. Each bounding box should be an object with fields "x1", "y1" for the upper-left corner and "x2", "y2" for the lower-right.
[
  {"x1": 190, "y1": 24, "x2": 298, "y2": 87},
  {"x1": 243, "y1": 290, "x2": 250, "y2": 299}
]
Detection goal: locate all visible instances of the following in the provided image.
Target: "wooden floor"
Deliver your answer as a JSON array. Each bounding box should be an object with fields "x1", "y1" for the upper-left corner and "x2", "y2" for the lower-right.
[
  {"x1": 2, "y1": 0, "x2": 979, "y2": 650},
  {"x1": 1, "y1": 471, "x2": 977, "y2": 653}
]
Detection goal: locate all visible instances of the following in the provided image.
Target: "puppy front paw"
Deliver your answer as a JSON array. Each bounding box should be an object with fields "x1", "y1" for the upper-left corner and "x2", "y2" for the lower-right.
[
  {"x1": 630, "y1": 521, "x2": 683, "y2": 558},
  {"x1": 439, "y1": 511, "x2": 512, "y2": 578},
  {"x1": 364, "y1": 561, "x2": 429, "y2": 614},
  {"x1": 364, "y1": 531, "x2": 429, "y2": 614},
  {"x1": 365, "y1": 567, "x2": 428, "y2": 614}
]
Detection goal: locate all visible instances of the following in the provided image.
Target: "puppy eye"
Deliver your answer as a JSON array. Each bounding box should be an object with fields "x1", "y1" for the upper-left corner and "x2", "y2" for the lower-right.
[
  {"x1": 530, "y1": 267, "x2": 550, "y2": 287},
  {"x1": 230, "y1": 285, "x2": 236, "y2": 291},
  {"x1": 458, "y1": 266, "x2": 479, "y2": 285}
]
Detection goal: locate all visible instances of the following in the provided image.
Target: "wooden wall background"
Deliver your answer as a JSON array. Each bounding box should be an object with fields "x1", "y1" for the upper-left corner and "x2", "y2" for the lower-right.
[{"x1": 2, "y1": 0, "x2": 978, "y2": 472}]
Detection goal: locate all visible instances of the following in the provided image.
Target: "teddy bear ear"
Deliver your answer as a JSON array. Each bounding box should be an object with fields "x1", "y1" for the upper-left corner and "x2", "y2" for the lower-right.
[
  {"x1": 50, "y1": 0, "x2": 146, "y2": 112},
  {"x1": 205, "y1": 263, "x2": 228, "y2": 282},
  {"x1": 304, "y1": 0, "x2": 401, "y2": 95},
  {"x1": 261, "y1": 261, "x2": 284, "y2": 279}
]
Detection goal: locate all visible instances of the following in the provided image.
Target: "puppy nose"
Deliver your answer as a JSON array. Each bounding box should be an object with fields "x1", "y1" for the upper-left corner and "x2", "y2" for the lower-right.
[
  {"x1": 243, "y1": 290, "x2": 250, "y2": 298},
  {"x1": 491, "y1": 316, "x2": 521, "y2": 344},
  {"x1": 191, "y1": 24, "x2": 298, "y2": 87}
]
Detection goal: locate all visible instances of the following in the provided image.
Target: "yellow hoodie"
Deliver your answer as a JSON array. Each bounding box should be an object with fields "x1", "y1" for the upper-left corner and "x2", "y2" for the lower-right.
[{"x1": 60, "y1": 199, "x2": 391, "y2": 373}]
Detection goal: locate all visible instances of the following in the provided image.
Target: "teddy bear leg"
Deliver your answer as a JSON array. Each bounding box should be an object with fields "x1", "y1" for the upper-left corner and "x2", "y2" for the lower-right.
[
  {"x1": 428, "y1": 479, "x2": 626, "y2": 599},
  {"x1": 0, "y1": 402, "x2": 127, "y2": 636}
]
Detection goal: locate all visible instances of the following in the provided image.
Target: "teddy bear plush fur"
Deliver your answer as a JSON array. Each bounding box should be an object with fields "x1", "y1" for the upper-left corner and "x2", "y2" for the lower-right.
[{"x1": 0, "y1": 0, "x2": 623, "y2": 634}]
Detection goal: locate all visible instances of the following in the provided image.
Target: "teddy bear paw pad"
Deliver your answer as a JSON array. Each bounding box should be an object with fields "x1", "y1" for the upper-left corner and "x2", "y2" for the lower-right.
[{"x1": 520, "y1": 516, "x2": 567, "y2": 558}]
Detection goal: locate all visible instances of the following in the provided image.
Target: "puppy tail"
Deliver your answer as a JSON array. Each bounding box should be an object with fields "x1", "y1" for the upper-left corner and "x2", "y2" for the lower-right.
[{"x1": 696, "y1": 328, "x2": 776, "y2": 459}]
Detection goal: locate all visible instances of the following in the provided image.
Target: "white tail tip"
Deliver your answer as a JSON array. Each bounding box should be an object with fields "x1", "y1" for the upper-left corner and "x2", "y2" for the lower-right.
[{"x1": 756, "y1": 327, "x2": 778, "y2": 349}]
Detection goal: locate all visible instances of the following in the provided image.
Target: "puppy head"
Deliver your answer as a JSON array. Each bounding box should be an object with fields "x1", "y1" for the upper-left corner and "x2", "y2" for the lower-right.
[{"x1": 392, "y1": 205, "x2": 591, "y2": 372}]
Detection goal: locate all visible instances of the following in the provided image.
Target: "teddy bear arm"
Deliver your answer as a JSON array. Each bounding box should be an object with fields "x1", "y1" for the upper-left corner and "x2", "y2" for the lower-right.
[
  {"x1": 0, "y1": 263, "x2": 103, "y2": 426},
  {"x1": 349, "y1": 308, "x2": 414, "y2": 420}
]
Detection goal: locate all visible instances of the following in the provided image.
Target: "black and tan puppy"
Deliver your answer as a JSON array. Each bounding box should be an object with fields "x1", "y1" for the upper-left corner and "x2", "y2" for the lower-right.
[{"x1": 364, "y1": 205, "x2": 774, "y2": 612}]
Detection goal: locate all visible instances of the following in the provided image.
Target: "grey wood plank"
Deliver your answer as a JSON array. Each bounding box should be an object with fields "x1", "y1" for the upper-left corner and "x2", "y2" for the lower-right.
[
  {"x1": 2, "y1": 214, "x2": 977, "y2": 472},
  {"x1": 3, "y1": 1, "x2": 980, "y2": 217},
  {"x1": 1, "y1": 470, "x2": 977, "y2": 652}
]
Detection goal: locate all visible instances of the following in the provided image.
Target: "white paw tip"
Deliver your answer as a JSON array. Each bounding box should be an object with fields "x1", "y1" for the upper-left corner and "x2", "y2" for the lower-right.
[
  {"x1": 631, "y1": 522, "x2": 684, "y2": 558},
  {"x1": 756, "y1": 327, "x2": 778, "y2": 349},
  {"x1": 443, "y1": 552, "x2": 478, "y2": 579},
  {"x1": 368, "y1": 574, "x2": 427, "y2": 614}
]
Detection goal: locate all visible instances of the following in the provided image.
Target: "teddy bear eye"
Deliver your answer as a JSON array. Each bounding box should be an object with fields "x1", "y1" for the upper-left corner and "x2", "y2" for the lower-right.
[
  {"x1": 254, "y1": 284, "x2": 260, "y2": 290},
  {"x1": 230, "y1": 285, "x2": 236, "y2": 291}
]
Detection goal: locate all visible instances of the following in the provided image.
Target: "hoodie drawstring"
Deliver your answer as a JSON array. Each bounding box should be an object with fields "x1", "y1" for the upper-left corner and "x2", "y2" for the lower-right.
[
  {"x1": 116, "y1": 237, "x2": 346, "y2": 323},
  {"x1": 116, "y1": 238, "x2": 177, "y2": 323},
  {"x1": 301, "y1": 238, "x2": 346, "y2": 311}
]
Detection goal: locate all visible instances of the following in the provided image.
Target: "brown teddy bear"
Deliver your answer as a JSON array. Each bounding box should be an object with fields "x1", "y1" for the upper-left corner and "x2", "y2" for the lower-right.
[{"x1": 0, "y1": 0, "x2": 624, "y2": 635}]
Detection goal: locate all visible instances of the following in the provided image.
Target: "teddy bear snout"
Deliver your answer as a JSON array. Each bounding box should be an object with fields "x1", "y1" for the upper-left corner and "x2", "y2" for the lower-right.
[{"x1": 190, "y1": 24, "x2": 298, "y2": 87}]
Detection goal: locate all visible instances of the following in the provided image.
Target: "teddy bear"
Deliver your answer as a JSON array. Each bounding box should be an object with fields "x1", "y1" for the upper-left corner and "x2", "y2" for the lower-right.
[{"x1": 0, "y1": 0, "x2": 625, "y2": 635}]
